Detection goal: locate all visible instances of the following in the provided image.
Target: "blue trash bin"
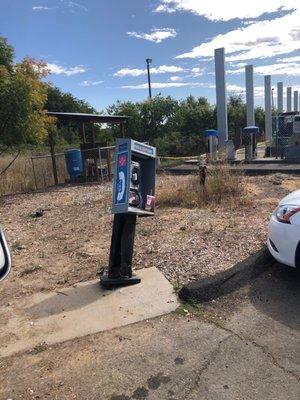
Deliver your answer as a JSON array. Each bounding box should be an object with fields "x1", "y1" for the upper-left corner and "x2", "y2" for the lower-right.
[{"x1": 65, "y1": 149, "x2": 83, "y2": 179}]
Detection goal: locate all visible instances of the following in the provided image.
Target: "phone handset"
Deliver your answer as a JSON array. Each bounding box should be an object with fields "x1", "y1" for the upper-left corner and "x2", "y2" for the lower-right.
[{"x1": 117, "y1": 171, "x2": 126, "y2": 202}]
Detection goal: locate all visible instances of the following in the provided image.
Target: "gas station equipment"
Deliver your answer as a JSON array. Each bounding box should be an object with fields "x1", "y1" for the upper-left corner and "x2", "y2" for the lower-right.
[
  {"x1": 272, "y1": 112, "x2": 300, "y2": 160},
  {"x1": 204, "y1": 129, "x2": 218, "y2": 160},
  {"x1": 242, "y1": 126, "x2": 259, "y2": 161},
  {"x1": 101, "y1": 139, "x2": 156, "y2": 288}
]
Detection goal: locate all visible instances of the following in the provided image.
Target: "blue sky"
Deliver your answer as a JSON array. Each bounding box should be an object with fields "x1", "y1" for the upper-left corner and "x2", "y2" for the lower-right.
[{"x1": 1, "y1": 0, "x2": 300, "y2": 111}]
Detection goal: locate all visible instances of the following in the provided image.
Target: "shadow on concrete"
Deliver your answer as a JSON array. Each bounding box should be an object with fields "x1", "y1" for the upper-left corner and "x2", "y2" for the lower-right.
[
  {"x1": 25, "y1": 281, "x2": 111, "y2": 319},
  {"x1": 249, "y1": 263, "x2": 300, "y2": 330},
  {"x1": 179, "y1": 246, "x2": 275, "y2": 302}
]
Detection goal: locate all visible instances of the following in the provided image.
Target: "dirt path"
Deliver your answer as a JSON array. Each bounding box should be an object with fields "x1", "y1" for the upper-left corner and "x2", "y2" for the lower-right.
[{"x1": 0, "y1": 174, "x2": 298, "y2": 304}]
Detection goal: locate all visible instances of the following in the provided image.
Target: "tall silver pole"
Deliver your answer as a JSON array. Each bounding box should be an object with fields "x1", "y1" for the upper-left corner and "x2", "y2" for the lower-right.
[
  {"x1": 277, "y1": 82, "x2": 283, "y2": 113},
  {"x1": 264, "y1": 75, "x2": 272, "y2": 143},
  {"x1": 287, "y1": 87, "x2": 292, "y2": 112},
  {"x1": 245, "y1": 65, "x2": 255, "y2": 126},
  {"x1": 293, "y1": 91, "x2": 299, "y2": 112},
  {"x1": 214, "y1": 47, "x2": 228, "y2": 150}
]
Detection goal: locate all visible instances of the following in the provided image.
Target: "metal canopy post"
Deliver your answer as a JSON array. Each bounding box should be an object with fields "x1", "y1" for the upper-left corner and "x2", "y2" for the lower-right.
[
  {"x1": 49, "y1": 133, "x2": 58, "y2": 186},
  {"x1": 120, "y1": 123, "x2": 125, "y2": 138}
]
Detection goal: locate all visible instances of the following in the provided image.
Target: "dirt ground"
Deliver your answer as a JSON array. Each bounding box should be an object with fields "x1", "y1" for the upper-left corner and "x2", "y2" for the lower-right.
[{"x1": 0, "y1": 173, "x2": 298, "y2": 305}]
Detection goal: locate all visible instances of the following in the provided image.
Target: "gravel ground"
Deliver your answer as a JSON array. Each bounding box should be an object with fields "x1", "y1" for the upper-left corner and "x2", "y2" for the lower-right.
[{"x1": 0, "y1": 174, "x2": 298, "y2": 303}]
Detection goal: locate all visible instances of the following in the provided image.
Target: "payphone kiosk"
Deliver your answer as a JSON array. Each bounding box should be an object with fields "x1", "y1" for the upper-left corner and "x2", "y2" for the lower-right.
[
  {"x1": 242, "y1": 126, "x2": 259, "y2": 161},
  {"x1": 101, "y1": 139, "x2": 156, "y2": 288}
]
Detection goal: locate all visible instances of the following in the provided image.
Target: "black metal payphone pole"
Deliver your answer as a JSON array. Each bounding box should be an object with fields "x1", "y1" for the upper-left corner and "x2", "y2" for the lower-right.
[{"x1": 101, "y1": 213, "x2": 141, "y2": 288}]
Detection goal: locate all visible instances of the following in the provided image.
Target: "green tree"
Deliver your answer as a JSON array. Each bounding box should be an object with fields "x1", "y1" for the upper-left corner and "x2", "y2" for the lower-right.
[
  {"x1": 107, "y1": 95, "x2": 179, "y2": 143},
  {"x1": 0, "y1": 37, "x2": 52, "y2": 145},
  {"x1": 0, "y1": 37, "x2": 14, "y2": 72},
  {"x1": 227, "y1": 95, "x2": 246, "y2": 147},
  {"x1": 45, "y1": 86, "x2": 101, "y2": 145},
  {"x1": 46, "y1": 86, "x2": 96, "y2": 114}
]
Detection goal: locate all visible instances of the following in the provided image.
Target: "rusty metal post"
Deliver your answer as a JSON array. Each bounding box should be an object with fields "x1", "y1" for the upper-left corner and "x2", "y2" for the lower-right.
[
  {"x1": 120, "y1": 123, "x2": 125, "y2": 138},
  {"x1": 107, "y1": 148, "x2": 112, "y2": 181},
  {"x1": 199, "y1": 159, "x2": 207, "y2": 193},
  {"x1": 98, "y1": 147, "x2": 104, "y2": 182},
  {"x1": 49, "y1": 133, "x2": 58, "y2": 186},
  {"x1": 31, "y1": 157, "x2": 38, "y2": 190}
]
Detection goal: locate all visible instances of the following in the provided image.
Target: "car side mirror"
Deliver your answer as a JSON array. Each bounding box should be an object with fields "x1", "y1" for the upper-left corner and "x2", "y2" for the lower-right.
[{"x1": 0, "y1": 228, "x2": 11, "y2": 282}]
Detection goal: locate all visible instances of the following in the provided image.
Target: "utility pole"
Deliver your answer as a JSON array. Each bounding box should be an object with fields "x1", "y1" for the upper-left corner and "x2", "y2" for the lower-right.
[{"x1": 146, "y1": 58, "x2": 152, "y2": 100}]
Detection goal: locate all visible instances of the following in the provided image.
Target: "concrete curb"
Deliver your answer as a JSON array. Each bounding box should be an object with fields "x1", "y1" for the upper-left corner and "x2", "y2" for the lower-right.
[{"x1": 179, "y1": 246, "x2": 275, "y2": 302}]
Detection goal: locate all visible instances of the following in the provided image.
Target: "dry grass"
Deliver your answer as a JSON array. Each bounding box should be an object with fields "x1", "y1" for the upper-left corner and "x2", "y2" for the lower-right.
[
  {"x1": 0, "y1": 153, "x2": 68, "y2": 196},
  {"x1": 157, "y1": 165, "x2": 249, "y2": 208}
]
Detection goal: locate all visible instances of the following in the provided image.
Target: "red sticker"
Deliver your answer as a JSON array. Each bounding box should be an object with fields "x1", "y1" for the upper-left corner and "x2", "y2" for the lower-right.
[{"x1": 118, "y1": 154, "x2": 127, "y2": 167}]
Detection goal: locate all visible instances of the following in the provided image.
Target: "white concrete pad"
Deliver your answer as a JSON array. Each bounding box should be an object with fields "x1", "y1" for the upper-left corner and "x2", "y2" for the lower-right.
[{"x1": 0, "y1": 267, "x2": 179, "y2": 357}]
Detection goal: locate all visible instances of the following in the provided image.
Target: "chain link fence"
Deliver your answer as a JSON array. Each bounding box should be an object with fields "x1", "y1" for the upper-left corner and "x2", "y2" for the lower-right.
[{"x1": 0, "y1": 146, "x2": 115, "y2": 196}]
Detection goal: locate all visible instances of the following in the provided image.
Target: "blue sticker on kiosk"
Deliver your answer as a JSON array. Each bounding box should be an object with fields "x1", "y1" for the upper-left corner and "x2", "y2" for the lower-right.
[{"x1": 114, "y1": 151, "x2": 129, "y2": 205}]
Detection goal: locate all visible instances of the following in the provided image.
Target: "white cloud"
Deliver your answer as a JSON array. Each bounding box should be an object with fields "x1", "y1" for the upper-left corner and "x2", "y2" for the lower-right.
[
  {"x1": 170, "y1": 76, "x2": 183, "y2": 82},
  {"x1": 175, "y1": 8, "x2": 300, "y2": 61},
  {"x1": 126, "y1": 28, "x2": 177, "y2": 43},
  {"x1": 47, "y1": 63, "x2": 86, "y2": 76},
  {"x1": 32, "y1": 6, "x2": 53, "y2": 11},
  {"x1": 121, "y1": 81, "x2": 219, "y2": 89},
  {"x1": 32, "y1": 1, "x2": 87, "y2": 13},
  {"x1": 122, "y1": 82, "x2": 195, "y2": 89},
  {"x1": 229, "y1": 62, "x2": 300, "y2": 76},
  {"x1": 66, "y1": 1, "x2": 88, "y2": 12},
  {"x1": 80, "y1": 80, "x2": 103, "y2": 87},
  {"x1": 277, "y1": 55, "x2": 300, "y2": 63},
  {"x1": 190, "y1": 67, "x2": 204, "y2": 77},
  {"x1": 155, "y1": 0, "x2": 299, "y2": 21},
  {"x1": 114, "y1": 65, "x2": 184, "y2": 77},
  {"x1": 114, "y1": 68, "x2": 145, "y2": 77},
  {"x1": 120, "y1": 81, "x2": 274, "y2": 96}
]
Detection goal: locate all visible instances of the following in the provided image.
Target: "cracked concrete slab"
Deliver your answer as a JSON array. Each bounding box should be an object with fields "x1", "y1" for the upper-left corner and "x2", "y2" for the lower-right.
[
  {"x1": 0, "y1": 267, "x2": 179, "y2": 357},
  {"x1": 0, "y1": 263, "x2": 299, "y2": 399},
  {"x1": 0, "y1": 313, "x2": 299, "y2": 400}
]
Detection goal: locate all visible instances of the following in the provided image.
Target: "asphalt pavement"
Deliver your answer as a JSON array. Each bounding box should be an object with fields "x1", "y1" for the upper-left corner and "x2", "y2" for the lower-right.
[{"x1": 0, "y1": 260, "x2": 299, "y2": 400}]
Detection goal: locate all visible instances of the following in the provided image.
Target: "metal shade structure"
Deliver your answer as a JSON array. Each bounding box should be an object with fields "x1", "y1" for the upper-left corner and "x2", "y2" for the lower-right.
[
  {"x1": 46, "y1": 112, "x2": 130, "y2": 186},
  {"x1": 46, "y1": 112, "x2": 129, "y2": 125}
]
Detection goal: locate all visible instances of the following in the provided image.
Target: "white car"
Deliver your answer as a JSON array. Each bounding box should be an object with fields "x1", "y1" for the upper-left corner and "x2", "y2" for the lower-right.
[
  {"x1": 267, "y1": 189, "x2": 300, "y2": 269},
  {"x1": 0, "y1": 228, "x2": 12, "y2": 281}
]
